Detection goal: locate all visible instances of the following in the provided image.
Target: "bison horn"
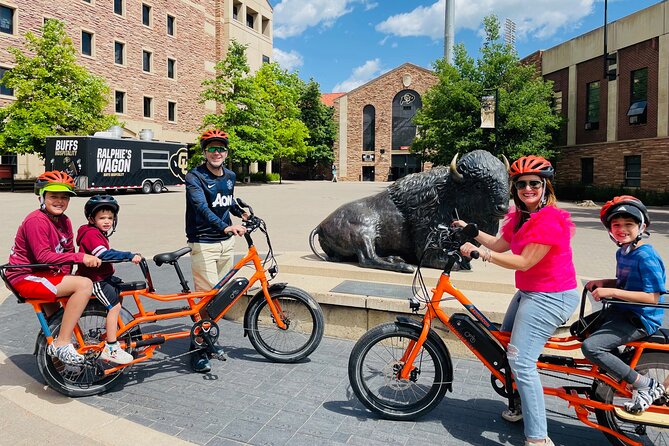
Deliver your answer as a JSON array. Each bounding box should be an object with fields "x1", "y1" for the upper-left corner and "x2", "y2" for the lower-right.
[
  {"x1": 450, "y1": 153, "x2": 464, "y2": 183},
  {"x1": 501, "y1": 154, "x2": 510, "y2": 172}
]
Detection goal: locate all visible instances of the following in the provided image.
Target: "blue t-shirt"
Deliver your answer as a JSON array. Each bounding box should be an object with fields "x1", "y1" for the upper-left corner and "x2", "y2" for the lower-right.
[{"x1": 615, "y1": 244, "x2": 667, "y2": 334}]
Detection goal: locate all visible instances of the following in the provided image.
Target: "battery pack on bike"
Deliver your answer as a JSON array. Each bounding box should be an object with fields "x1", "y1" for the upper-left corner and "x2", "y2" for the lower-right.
[
  {"x1": 206, "y1": 278, "x2": 249, "y2": 319},
  {"x1": 450, "y1": 313, "x2": 506, "y2": 370}
]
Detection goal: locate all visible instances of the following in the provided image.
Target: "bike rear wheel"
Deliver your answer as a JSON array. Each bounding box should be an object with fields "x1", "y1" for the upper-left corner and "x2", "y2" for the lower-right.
[
  {"x1": 348, "y1": 322, "x2": 449, "y2": 420},
  {"x1": 36, "y1": 302, "x2": 138, "y2": 397},
  {"x1": 246, "y1": 286, "x2": 324, "y2": 363},
  {"x1": 594, "y1": 351, "x2": 669, "y2": 445}
]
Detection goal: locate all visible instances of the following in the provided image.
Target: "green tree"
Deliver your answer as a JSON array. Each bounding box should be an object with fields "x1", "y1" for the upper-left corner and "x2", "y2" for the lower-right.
[
  {"x1": 201, "y1": 40, "x2": 274, "y2": 165},
  {"x1": 297, "y1": 80, "x2": 337, "y2": 177},
  {"x1": 0, "y1": 19, "x2": 117, "y2": 156},
  {"x1": 413, "y1": 15, "x2": 561, "y2": 165}
]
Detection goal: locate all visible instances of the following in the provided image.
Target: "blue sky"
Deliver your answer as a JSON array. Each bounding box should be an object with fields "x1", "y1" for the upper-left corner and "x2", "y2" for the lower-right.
[{"x1": 269, "y1": 0, "x2": 661, "y2": 93}]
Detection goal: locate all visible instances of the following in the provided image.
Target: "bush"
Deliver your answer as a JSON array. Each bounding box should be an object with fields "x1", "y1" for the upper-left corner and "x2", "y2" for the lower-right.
[{"x1": 555, "y1": 183, "x2": 669, "y2": 206}]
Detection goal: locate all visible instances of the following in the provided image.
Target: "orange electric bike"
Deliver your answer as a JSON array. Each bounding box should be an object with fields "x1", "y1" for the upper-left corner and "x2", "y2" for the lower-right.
[
  {"x1": 0, "y1": 199, "x2": 324, "y2": 397},
  {"x1": 348, "y1": 224, "x2": 669, "y2": 446}
]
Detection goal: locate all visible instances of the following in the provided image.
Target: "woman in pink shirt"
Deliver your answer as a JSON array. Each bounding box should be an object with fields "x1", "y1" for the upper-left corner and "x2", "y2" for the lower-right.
[{"x1": 456, "y1": 155, "x2": 578, "y2": 446}]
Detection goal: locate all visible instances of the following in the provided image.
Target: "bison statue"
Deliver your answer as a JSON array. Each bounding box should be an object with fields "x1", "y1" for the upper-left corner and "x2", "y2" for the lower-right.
[{"x1": 309, "y1": 150, "x2": 510, "y2": 273}]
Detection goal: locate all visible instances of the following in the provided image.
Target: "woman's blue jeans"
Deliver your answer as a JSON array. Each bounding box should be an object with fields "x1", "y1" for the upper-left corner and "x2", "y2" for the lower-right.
[{"x1": 501, "y1": 289, "x2": 579, "y2": 441}]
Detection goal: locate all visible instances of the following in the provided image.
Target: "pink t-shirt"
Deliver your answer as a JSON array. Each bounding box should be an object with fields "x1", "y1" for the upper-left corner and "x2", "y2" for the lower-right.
[{"x1": 500, "y1": 205, "x2": 577, "y2": 293}]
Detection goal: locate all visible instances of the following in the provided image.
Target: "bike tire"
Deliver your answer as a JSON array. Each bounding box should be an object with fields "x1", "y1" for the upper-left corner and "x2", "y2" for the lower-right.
[
  {"x1": 36, "y1": 302, "x2": 138, "y2": 397},
  {"x1": 246, "y1": 286, "x2": 324, "y2": 363},
  {"x1": 593, "y1": 351, "x2": 669, "y2": 446},
  {"x1": 348, "y1": 322, "x2": 449, "y2": 420}
]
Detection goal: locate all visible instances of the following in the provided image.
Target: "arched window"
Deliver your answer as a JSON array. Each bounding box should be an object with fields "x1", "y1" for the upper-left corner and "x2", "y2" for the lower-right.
[
  {"x1": 363, "y1": 104, "x2": 375, "y2": 151},
  {"x1": 392, "y1": 89, "x2": 422, "y2": 150}
]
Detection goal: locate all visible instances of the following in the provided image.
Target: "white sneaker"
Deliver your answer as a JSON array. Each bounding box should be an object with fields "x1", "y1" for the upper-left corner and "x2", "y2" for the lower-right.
[
  {"x1": 47, "y1": 342, "x2": 85, "y2": 365},
  {"x1": 99, "y1": 342, "x2": 133, "y2": 365},
  {"x1": 524, "y1": 438, "x2": 554, "y2": 446}
]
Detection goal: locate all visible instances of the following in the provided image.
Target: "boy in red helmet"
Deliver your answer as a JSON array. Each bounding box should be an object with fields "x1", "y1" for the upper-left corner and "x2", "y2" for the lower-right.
[
  {"x1": 7, "y1": 171, "x2": 102, "y2": 365},
  {"x1": 581, "y1": 196, "x2": 667, "y2": 414}
]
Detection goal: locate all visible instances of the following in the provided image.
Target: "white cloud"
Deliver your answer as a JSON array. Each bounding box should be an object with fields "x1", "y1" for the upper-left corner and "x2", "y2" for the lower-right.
[
  {"x1": 375, "y1": 0, "x2": 595, "y2": 42},
  {"x1": 333, "y1": 59, "x2": 385, "y2": 92},
  {"x1": 273, "y1": 0, "x2": 376, "y2": 38},
  {"x1": 273, "y1": 48, "x2": 304, "y2": 71}
]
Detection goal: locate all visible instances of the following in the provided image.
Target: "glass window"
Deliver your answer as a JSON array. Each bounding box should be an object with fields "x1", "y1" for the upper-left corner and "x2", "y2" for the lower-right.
[
  {"x1": 586, "y1": 81, "x2": 600, "y2": 125},
  {"x1": 0, "y1": 5, "x2": 14, "y2": 34},
  {"x1": 167, "y1": 58, "x2": 175, "y2": 79},
  {"x1": 143, "y1": 96, "x2": 152, "y2": 118},
  {"x1": 631, "y1": 68, "x2": 648, "y2": 103},
  {"x1": 246, "y1": 13, "x2": 254, "y2": 29},
  {"x1": 363, "y1": 105, "x2": 375, "y2": 151},
  {"x1": 168, "y1": 101, "x2": 176, "y2": 122},
  {"x1": 114, "y1": 41, "x2": 124, "y2": 65},
  {"x1": 82, "y1": 31, "x2": 93, "y2": 56},
  {"x1": 0, "y1": 67, "x2": 14, "y2": 96},
  {"x1": 114, "y1": 0, "x2": 123, "y2": 15},
  {"x1": 233, "y1": 5, "x2": 238, "y2": 20},
  {"x1": 115, "y1": 91, "x2": 125, "y2": 113},
  {"x1": 262, "y1": 55, "x2": 270, "y2": 64},
  {"x1": 392, "y1": 90, "x2": 422, "y2": 150},
  {"x1": 143, "y1": 50, "x2": 152, "y2": 72},
  {"x1": 624, "y1": 155, "x2": 641, "y2": 188},
  {"x1": 142, "y1": 4, "x2": 151, "y2": 26},
  {"x1": 167, "y1": 14, "x2": 175, "y2": 36},
  {"x1": 581, "y1": 158, "x2": 593, "y2": 185}
]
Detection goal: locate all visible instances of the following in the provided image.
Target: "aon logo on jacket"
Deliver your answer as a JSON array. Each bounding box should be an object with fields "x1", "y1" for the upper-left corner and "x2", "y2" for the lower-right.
[{"x1": 212, "y1": 193, "x2": 234, "y2": 207}]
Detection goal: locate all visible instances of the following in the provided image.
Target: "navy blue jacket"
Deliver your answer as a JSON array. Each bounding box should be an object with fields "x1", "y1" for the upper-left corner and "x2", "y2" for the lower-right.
[{"x1": 185, "y1": 164, "x2": 244, "y2": 243}]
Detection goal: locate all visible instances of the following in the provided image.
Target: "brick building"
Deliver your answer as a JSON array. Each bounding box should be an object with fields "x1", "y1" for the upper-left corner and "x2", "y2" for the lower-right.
[
  {"x1": 531, "y1": 2, "x2": 669, "y2": 192},
  {"x1": 330, "y1": 63, "x2": 438, "y2": 182},
  {"x1": 0, "y1": 0, "x2": 272, "y2": 178}
]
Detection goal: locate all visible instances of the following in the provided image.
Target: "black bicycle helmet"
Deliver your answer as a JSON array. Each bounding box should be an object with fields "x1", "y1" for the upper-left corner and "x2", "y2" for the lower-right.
[{"x1": 84, "y1": 195, "x2": 120, "y2": 219}]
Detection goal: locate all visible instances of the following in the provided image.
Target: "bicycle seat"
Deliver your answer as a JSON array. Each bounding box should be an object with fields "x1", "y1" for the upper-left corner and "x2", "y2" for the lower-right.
[
  {"x1": 118, "y1": 281, "x2": 147, "y2": 292},
  {"x1": 644, "y1": 328, "x2": 669, "y2": 344},
  {"x1": 153, "y1": 247, "x2": 192, "y2": 266}
]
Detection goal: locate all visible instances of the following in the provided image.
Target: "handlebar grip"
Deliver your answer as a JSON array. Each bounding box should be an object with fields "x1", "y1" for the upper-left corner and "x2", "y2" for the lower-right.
[{"x1": 470, "y1": 251, "x2": 480, "y2": 260}]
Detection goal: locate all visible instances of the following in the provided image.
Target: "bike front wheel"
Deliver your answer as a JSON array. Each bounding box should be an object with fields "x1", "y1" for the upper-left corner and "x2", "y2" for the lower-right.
[
  {"x1": 246, "y1": 286, "x2": 324, "y2": 363},
  {"x1": 348, "y1": 322, "x2": 449, "y2": 420},
  {"x1": 594, "y1": 351, "x2": 669, "y2": 446}
]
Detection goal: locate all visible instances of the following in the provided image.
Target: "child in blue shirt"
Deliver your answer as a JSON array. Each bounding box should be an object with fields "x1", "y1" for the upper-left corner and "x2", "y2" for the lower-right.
[{"x1": 582, "y1": 196, "x2": 666, "y2": 414}]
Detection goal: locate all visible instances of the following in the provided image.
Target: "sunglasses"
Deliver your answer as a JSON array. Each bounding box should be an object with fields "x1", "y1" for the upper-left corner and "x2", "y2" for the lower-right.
[
  {"x1": 514, "y1": 180, "x2": 543, "y2": 190},
  {"x1": 206, "y1": 146, "x2": 228, "y2": 153}
]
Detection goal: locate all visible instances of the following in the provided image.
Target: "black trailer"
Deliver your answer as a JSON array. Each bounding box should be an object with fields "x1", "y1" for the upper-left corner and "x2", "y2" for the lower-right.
[{"x1": 45, "y1": 136, "x2": 189, "y2": 193}]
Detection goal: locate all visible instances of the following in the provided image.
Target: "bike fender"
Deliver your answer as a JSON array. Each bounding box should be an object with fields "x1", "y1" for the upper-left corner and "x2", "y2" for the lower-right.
[
  {"x1": 243, "y1": 283, "x2": 288, "y2": 337},
  {"x1": 395, "y1": 316, "x2": 454, "y2": 392}
]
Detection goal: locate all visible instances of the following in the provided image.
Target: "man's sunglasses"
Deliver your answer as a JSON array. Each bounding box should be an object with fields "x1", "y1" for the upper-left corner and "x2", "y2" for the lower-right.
[
  {"x1": 514, "y1": 180, "x2": 543, "y2": 190},
  {"x1": 206, "y1": 146, "x2": 228, "y2": 153}
]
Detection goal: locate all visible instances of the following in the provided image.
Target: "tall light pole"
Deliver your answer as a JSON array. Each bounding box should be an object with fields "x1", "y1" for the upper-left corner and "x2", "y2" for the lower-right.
[{"x1": 444, "y1": 0, "x2": 455, "y2": 64}]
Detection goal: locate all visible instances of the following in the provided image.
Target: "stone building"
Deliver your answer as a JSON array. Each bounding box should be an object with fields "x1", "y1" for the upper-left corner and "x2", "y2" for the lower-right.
[
  {"x1": 531, "y1": 2, "x2": 669, "y2": 192},
  {"x1": 0, "y1": 0, "x2": 272, "y2": 178},
  {"x1": 330, "y1": 63, "x2": 438, "y2": 182}
]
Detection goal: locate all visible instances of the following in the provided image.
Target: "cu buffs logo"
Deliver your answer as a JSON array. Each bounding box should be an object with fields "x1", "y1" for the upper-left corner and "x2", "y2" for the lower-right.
[{"x1": 169, "y1": 148, "x2": 189, "y2": 181}]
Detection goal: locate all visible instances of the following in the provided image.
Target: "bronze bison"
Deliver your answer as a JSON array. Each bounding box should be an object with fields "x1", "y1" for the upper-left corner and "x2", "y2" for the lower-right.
[{"x1": 309, "y1": 150, "x2": 510, "y2": 273}]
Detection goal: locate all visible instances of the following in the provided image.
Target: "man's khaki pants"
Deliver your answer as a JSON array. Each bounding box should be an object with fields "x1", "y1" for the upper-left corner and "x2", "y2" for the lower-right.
[{"x1": 188, "y1": 238, "x2": 235, "y2": 292}]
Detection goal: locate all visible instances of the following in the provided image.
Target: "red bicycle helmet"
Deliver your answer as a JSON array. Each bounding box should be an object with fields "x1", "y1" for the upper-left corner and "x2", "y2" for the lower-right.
[
  {"x1": 34, "y1": 170, "x2": 76, "y2": 196},
  {"x1": 599, "y1": 195, "x2": 650, "y2": 229},
  {"x1": 509, "y1": 155, "x2": 554, "y2": 180},
  {"x1": 200, "y1": 129, "x2": 229, "y2": 150}
]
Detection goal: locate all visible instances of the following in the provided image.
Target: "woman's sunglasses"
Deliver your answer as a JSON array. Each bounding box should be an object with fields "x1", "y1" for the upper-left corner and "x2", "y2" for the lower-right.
[
  {"x1": 206, "y1": 146, "x2": 228, "y2": 153},
  {"x1": 514, "y1": 180, "x2": 543, "y2": 190}
]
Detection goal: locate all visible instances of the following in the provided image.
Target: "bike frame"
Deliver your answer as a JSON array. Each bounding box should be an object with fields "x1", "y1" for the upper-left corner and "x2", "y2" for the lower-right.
[{"x1": 399, "y1": 257, "x2": 669, "y2": 446}]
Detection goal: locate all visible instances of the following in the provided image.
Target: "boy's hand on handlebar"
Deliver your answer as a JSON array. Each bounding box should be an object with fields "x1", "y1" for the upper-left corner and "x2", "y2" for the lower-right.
[
  {"x1": 591, "y1": 287, "x2": 615, "y2": 301},
  {"x1": 225, "y1": 224, "x2": 247, "y2": 236},
  {"x1": 83, "y1": 254, "x2": 102, "y2": 268},
  {"x1": 131, "y1": 254, "x2": 142, "y2": 264},
  {"x1": 585, "y1": 280, "x2": 604, "y2": 292}
]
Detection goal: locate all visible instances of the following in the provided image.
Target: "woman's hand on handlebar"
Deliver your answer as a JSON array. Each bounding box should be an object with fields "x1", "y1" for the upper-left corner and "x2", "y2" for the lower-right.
[
  {"x1": 451, "y1": 219, "x2": 467, "y2": 229},
  {"x1": 225, "y1": 224, "x2": 247, "y2": 236},
  {"x1": 459, "y1": 242, "x2": 479, "y2": 259},
  {"x1": 83, "y1": 254, "x2": 102, "y2": 268}
]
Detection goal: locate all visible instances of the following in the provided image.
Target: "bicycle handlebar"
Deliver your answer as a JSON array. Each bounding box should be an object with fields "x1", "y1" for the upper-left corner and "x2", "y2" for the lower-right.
[{"x1": 0, "y1": 258, "x2": 135, "y2": 271}]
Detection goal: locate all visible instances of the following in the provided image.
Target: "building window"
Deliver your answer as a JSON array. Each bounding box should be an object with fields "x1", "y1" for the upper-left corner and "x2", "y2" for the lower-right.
[
  {"x1": 81, "y1": 31, "x2": 94, "y2": 57},
  {"x1": 115, "y1": 90, "x2": 125, "y2": 114},
  {"x1": 114, "y1": 0, "x2": 123, "y2": 16},
  {"x1": 627, "y1": 68, "x2": 648, "y2": 125},
  {"x1": 262, "y1": 16, "x2": 270, "y2": 36},
  {"x1": 552, "y1": 91, "x2": 562, "y2": 114},
  {"x1": 0, "y1": 5, "x2": 15, "y2": 35},
  {"x1": 142, "y1": 50, "x2": 152, "y2": 73},
  {"x1": 168, "y1": 101, "x2": 176, "y2": 122},
  {"x1": 114, "y1": 41, "x2": 124, "y2": 65},
  {"x1": 0, "y1": 67, "x2": 14, "y2": 96},
  {"x1": 624, "y1": 155, "x2": 641, "y2": 188},
  {"x1": 262, "y1": 55, "x2": 270, "y2": 64},
  {"x1": 143, "y1": 96, "x2": 153, "y2": 118},
  {"x1": 585, "y1": 81, "x2": 600, "y2": 130},
  {"x1": 167, "y1": 58, "x2": 176, "y2": 79},
  {"x1": 167, "y1": 14, "x2": 175, "y2": 36},
  {"x1": 142, "y1": 3, "x2": 151, "y2": 27},
  {"x1": 246, "y1": 13, "x2": 254, "y2": 29},
  {"x1": 392, "y1": 89, "x2": 422, "y2": 150},
  {"x1": 581, "y1": 158, "x2": 593, "y2": 185},
  {"x1": 363, "y1": 105, "x2": 375, "y2": 151}
]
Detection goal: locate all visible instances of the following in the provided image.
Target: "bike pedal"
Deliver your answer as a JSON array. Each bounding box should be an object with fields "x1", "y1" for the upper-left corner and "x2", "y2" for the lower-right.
[
  {"x1": 211, "y1": 353, "x2": 227, "y2": 361},
  {"x1": 614, "y1": 407, "x2": 669, "y2": 427}
]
